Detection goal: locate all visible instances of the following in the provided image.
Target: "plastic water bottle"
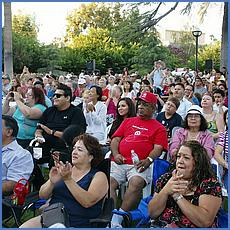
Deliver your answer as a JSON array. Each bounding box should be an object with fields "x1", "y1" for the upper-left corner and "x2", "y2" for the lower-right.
[{"x1": 131, "y1": 150, "x2": 139, "y2": 165}]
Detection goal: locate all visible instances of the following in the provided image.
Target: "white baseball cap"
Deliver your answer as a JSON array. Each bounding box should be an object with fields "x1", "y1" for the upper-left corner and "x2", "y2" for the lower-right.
[
  {"x1": 187, "y1": 105, "x2": 202, "y2": 115},
  {"x1": 78, "y1": 78, "x2": 86, "y2": 85}
]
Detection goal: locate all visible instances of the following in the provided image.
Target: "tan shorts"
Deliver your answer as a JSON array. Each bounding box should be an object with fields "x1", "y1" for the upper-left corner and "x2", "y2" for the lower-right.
[{"x1": 110, "y1": 161, "x2": 152, "y2": 186}]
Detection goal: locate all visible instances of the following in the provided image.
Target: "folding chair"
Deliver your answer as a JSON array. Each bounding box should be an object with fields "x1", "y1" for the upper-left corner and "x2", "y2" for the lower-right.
[
  {"x1": 89, "y1": 158, "x2": 114, "y2": 227},
  {"x1": 2, "y1": 191, "x2": 46, "y2": 227},
  {"x1": 2, "y1": 163, "x2": 47, "y2": 227}
]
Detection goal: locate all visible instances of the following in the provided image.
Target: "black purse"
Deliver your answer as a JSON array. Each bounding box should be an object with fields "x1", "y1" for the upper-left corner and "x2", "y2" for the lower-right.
[{"x1": 41, "y1": 203, "x2": 70, "y2": 228}]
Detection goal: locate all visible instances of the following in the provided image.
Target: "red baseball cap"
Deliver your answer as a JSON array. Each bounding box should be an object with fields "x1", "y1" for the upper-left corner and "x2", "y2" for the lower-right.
[{"x1": 137, "y1": 92, "x2": 158, "y2": 105}]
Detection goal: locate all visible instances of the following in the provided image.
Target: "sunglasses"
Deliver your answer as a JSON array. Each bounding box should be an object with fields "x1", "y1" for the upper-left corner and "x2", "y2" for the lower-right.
[{"x1": 53, "y1": 93, "x2": 65, "y2": 98}]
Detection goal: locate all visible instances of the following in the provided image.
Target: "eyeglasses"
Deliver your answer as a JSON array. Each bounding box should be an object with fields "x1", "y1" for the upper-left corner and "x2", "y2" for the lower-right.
[
  {"x1": 53, "y1": 93, "x2": 65, "y2": 98},
  {"x1": 187, "y1": 114, "x2": 201, "y2": 119}
]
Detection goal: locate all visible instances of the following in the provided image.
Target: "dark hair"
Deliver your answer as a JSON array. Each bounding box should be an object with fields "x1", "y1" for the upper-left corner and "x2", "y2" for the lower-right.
[
  {"x1": 141, "y1": 79, "x2": 151, "y2": 86},
  {"x1": 176, "y1": 141, "x2": 215, "y2": 189},
  {"x1": 183, "y1": 113, "x2": 208, "y2": 131},
  {"x1": 167, "y1": 97, "x2": 180, "y2": 109},
  {"x1": 194, "y1": 92, "x2": 202, "y2": 104},
  {"x1": 57, "y1": 83, "x2": 73, "y2": 102},
  {"x1": 186, "y1": 84, "x2": 194, "y2": 91},
  {"x1": 9, "y1": 77, "x2": 21, "y2": 92},
  {"x1": 90, "y1": 85, "x2": 103, "y2": 101},
  {"x1": 218, "y1": 83, "x2": 227, "y2": 90},
  {"x1": 62, "y1": 125, "x2": 85, "y2": 151},
  {"x1": 108, "y1": 97, "x2": 136, "y2": 138},
  {"x1": 32, "y1": 87, "x2": 46, "y2": 107},
  {"x1": 124, "y1": 81, "x2": 133, "y2": 92},
  {"x1": 169, "y1": 83, "x2": 175, "y2": 88},
  {"x1": 213, "y1": 89, "x2": 225, "y2": 98},
  {"x1": 2, "y1": 115, "x2": 19, "y2": 137},
  {"x1": 34, "y1": 81, "x2": 45, "y2": 88},
  {"x1": 223, "y1": 109, "x2": 228, "y2": 129},
  {"x1": 73, "y1": 134, "x2": 103, "y2": 168},
  {"x1": 195, "y1": 77, "x2": 202, "y2": 82},
  {"x1": 175, "y1": 83, "x2": 185, "y2": 90},
  {"x1": 35, "y1": 76, "x2": 43, "y2": 82}
]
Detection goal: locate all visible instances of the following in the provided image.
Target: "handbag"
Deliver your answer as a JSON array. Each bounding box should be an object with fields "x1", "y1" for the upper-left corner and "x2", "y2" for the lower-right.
[{"x1": 41, "y1": 202, "x2": 70, "y2": 228}]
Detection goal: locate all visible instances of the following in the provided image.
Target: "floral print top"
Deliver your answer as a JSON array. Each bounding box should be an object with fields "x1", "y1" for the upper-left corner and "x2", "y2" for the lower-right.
[{"x1": 152, "y1": 172, "x2": 222, "y2": 228}]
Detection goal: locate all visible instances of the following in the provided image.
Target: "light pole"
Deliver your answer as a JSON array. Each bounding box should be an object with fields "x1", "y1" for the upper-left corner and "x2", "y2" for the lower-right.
[{"x1": 192, "y1": 30, "x2": 202, "y2": 73}]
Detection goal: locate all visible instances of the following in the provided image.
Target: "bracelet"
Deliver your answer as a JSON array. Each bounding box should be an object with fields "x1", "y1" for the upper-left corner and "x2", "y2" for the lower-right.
[
  {"x1": 147, "y1": 156, "x2": 153, "y2": 163},
  {"x1": 174, "y1": 194, "x2": 184, "y2": 202}
]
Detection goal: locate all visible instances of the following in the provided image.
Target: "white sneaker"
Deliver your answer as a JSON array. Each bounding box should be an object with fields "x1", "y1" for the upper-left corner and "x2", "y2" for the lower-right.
[{"x1": 111, "y1": 222, "x2": 122, "y2": 228}]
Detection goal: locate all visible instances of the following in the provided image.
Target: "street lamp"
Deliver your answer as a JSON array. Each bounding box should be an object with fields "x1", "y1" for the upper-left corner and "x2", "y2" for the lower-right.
[{"x1": 192, "y1": 30, "x2": 202, "y2": 72}]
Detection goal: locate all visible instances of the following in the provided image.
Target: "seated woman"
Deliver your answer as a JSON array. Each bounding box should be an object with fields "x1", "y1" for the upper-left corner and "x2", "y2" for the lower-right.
[
  {"x1": 20, "y1": 134, "x2": 108, "y2": 228},
  {"x1": 2, "y1": 87, "x2": 47, "y2": 149},
  {"x1": 108, "y1": 97, "x2": 136, "y2": 140},
  {"x1": 214, "y1": 109, "x2": 228, "y2": 190},
  {"x1": 201, "y1": 93, "x2": 224, "y2": 140},
  {"x1": 169, "y1": 105, "x2": 215, "y2": 160},
  {"x1": 84, "y1": 85, "x2": 107, "y2": 145},
  {"x1": 148, "y1": 140, "x2": 222, "y2": 228}
]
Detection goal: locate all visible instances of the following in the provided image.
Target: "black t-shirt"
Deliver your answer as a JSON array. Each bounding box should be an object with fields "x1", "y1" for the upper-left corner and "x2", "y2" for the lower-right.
[
  {"x1": 38, "y1": 104, "x2": 87, "y2": 161},
  {"x1": 156, "y1": 112, "x2": 182, "y2": 139},
  {"x1": 40, "y1": 104, "x2": 86, "y2": 132}
]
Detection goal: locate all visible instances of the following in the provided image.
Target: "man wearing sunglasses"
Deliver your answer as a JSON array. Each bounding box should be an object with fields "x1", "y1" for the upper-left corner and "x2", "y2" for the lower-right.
[
  {"x1": 35, "y1": 83, "x2": 87, "y2": 166},
  {"x1": 110, "y1": 91, "x2": 168, "y2": 227}
]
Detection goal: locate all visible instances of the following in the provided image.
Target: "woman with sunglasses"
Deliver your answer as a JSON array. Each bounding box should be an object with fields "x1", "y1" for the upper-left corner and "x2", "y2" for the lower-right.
[{"x1": 2, "y1": 87, "x2": 47, "y2": 148}]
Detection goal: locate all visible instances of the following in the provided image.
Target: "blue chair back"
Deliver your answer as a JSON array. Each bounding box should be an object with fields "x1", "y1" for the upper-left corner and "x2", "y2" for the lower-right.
[
  {"x1": 153, "y1": 158, "x2": 171, "y2": 188},
  {"x1": 217, "y1": 207, "x2": 228, "y2": 228}
]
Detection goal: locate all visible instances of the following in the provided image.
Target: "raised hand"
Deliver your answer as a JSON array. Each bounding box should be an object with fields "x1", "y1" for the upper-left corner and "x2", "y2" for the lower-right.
[
  {"x1": 162, "y1": 170, "x2": 188, "y2": 196},
  {"x1": 58, "y1": 161, "x2": 72, "y2": 181},
  {"x1": 49, "y1": 165, "x2": 62, "y2": 184}
]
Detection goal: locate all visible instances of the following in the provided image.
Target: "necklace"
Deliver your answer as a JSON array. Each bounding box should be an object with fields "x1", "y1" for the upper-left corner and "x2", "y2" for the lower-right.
[{"x1": 187, "y1": 131, "x2": 199, "y2": 140}]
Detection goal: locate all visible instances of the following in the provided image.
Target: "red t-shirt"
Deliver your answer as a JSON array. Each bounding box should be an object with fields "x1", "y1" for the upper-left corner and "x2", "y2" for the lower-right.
[
  {"x1": 112, "y1": 117, "x2": 168, "y2": 164},
  {"x1": 102, "y1": 88, "x2": 110, "y2": 101}
]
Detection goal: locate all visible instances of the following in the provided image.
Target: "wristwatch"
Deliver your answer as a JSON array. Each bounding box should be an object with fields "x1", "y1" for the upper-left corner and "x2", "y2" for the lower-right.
[
  {"x1": 147, "y1": 156, "x2": 153, "y2": 163},
  {"x1": 51, "y1": 130, "x2": 56, "y2": 136},
  {"x1": 174, "y1": 194, "x2": 184, "y2": 202}
]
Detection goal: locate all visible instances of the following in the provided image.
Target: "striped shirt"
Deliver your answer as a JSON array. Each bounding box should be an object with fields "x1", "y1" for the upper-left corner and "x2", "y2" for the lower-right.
[{"x1": 216, "y1": 131, "x2": 228, "y2": 161}]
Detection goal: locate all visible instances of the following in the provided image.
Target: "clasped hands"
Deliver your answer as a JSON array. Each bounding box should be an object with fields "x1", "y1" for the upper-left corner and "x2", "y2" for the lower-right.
[
  {"x1": 163, "y1": 169, "x2": 189, "y2": 198},
  {"x1": 49, "y1": 160, "x2": 72, "y2": 184}
]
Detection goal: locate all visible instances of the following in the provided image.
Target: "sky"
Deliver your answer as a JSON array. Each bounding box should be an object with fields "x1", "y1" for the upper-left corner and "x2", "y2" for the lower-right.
[{"x1": 2, "y1": 2, "x2": 224, "y2": 45}]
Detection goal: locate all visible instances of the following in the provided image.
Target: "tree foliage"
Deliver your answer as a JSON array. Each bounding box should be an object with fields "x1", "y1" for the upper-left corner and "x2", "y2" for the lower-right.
[
  {"x1": 5, "y1": 2, "x2": 223, "y2": 75},
  {"x1": 12, "y1": 12, "x2": 38, "y2": 39}
]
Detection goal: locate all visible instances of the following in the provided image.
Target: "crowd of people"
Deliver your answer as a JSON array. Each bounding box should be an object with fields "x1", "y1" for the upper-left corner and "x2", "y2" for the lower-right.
[{"x1": 2, "y1": 61, "x2": 228, "y2": 228}]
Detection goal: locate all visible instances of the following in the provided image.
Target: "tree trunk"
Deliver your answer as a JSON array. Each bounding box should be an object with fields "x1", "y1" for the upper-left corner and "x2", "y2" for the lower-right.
[
  {"x1": 4, "y1": 2, "x2": 13, "y2": 78},
  {"x1": 220, "y1": 2, "x2": 228, "y2": 75}
]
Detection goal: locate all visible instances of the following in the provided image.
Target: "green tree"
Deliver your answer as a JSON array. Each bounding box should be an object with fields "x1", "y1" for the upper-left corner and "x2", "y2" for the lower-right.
[
  {"x1": 12, "y1": 12, "x2": 38, "y2": 39},
  {"x1": 198, "y1": 41, "x2": 221, "y2": 71},
  {"x1": 181, "y1": 2, "x2": 227, "y2": 72},
  {"x1": 65, "y1": 2, "x2": 123, "y2": 44}
]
